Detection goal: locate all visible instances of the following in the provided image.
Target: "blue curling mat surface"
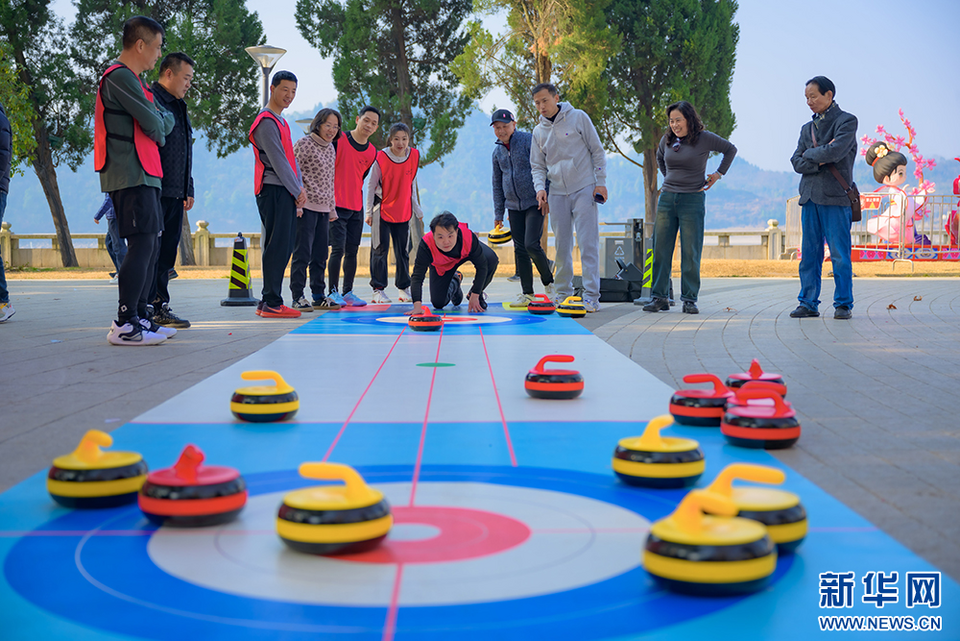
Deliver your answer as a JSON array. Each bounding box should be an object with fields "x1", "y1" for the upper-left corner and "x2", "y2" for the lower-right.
[{"x1": 1, "y1": 308, "x2": 956, "y2": 640}]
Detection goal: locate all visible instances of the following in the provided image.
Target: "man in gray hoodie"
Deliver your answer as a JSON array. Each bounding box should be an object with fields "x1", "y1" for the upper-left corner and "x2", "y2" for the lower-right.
[{"x1": 529, "y1": 83, "x2": 607, "y2": 312}]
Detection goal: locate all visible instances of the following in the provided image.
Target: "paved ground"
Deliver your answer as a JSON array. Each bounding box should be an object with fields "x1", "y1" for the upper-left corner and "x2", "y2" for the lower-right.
[{"x1": 1, "y1": 275, "x2": 958, "y2": 581}]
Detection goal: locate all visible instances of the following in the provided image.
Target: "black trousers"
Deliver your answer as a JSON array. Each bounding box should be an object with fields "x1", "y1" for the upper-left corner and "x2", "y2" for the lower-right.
[
  {"x1": 290, "y1": 208, "x2": 330, "y2": 301},
  {"x1": 428, "y1": 243, "x2": 499, "y2": 309},
  {"x1": 328, "y1": 207, "x2": 363, "y2": 294},
  {"x1": 148, "y1": 197, "x2": 184, "y2": 306},
  {"x1": 112, "y1": 185, "x2": 162, "y2": 324},
  {"x1": 508, "y1": 206, "x2": 553, "y2": 295},
  {"x1": 370, "y1": 218, "x2": 411, "y2": 291},
  {"x1": 256, "y1": 184, "x2": 297, "y2": 308}
]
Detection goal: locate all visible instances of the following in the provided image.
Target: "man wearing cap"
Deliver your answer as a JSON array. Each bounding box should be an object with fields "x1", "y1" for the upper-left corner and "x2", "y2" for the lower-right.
[{"x1": 492, "y1": 108, "x2": 555, "y2": 308}]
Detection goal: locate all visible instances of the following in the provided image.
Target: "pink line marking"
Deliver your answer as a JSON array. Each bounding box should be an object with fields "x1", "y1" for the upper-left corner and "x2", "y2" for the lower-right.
[
  {"x1": 478, "y1": 326, "x2": 517, "y2": 467},
  {"x1": 408, "y1": 321, "x2": 445, "y2": 507},
  {"x1": 381, "y1": 562, "x2": 405, "y2": 641},
  {"x1": 322, "y1": 327, "x2": 407, "y2": 462}
]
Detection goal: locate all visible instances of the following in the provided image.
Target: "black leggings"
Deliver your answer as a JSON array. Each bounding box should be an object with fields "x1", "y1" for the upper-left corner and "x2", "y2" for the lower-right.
[
  {"x1": 328, "y1": 207, "x2": 363, "y2": 294},
  {"x1": 117, "y1": 231, "x2": 160, "y2": 324},
  {"x1": 370, "y1": 218, "x2": 411, "y2": 291},
  {"x1": 508, "y1": 206, "x2": 553, "y2": 294}
]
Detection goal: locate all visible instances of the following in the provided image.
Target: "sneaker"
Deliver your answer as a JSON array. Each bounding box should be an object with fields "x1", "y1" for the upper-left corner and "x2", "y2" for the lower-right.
[
  {"x1": 291, "y1": 296, "x2": 315, "y2": 312},
  {"x1": 110, "y1": 275, "x2": 119, "y2": 284},
  {"x1": 479, "y1": 292, "x2": 488, "y2": 310},
  {"x1": 451, "y1": 272, "x2": 465, "y2": 306},
  {"x1": 789, "y1": 305, "x2": 820, "y2": 318},
  {"x1": 583, "y1": 300, "x2": 600, "y2": 313},
  {"x1": 109, "y1": 271, "x2": 117, "y2": 278},
  {"x1": 544, "y1": 283, "x2": 557, "y2": 299},
  {"x1": 682, "y1": 301, "x2": 699, "y2": 315},
  {"x1": 507, "y1": 273, "x2": 521, "y2": 282},
  {"x1": 643, "y1": 298, "x2": 669, "y2": 312},
  {"x1": 139, "y1": 316, "x2": 177, "y2": 338},
  {"x1": 255, "y1": 301, "x2": 263, "y2": 316},
  {"x1": 312, "y1": 297, "x2": 342, "y2": 310},
  {"x1": 108, "y1": 319, "x2": 166, "y2": 346},
  {"x1": 0, "y1": 302, "x2": 15, "y2": 323},
  {"x1": 834, "y1": 306, "x2": 852, "y2": 320},
  {"x1": 145, "y1": 304, "x2": 155, "y2": 321},
  {"x1": 327, "y1": 290, "x2": 347, "y2": 306},
  {"x1": 342, "y1": 291, "x2": 368, "y2": 307},
  {"x1": 155, "y1": 303, "x2": 191, "y2": 328},
  {"x1": 398, "y1": 288, "x2": 413, "y2": 302},
  {"x1": 548, "y1": 259, "x2": 556, "y2": 274},
  {"x1": 260, "y1": 304, "x2": 302, "y2": 318},
  {"x1": 511, "y1": 293, "x2": 534, "y2": 308},
  {"x1": 168, "y1": 268, "x2": 178, "y2": 280},
  {"x1": 371, "y1": 289, "x2": 392, "y2": 304}
]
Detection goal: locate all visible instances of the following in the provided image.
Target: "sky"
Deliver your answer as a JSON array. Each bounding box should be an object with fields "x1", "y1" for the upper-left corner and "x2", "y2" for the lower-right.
[{"x1": 52, "y1": 0, "x2": 960, "y2": 173}]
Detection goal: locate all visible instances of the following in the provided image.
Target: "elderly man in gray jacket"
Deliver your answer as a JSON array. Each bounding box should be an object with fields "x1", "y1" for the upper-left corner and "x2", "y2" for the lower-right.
[{"x1": 530, "y1": 83, "x2": 607, "y2": 312}]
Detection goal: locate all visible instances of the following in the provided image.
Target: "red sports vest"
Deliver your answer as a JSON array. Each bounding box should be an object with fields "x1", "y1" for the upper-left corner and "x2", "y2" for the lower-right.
[
  {"x1": 335, "y1": 133, "x2": 378, "y2": 210},
  {"x1": 94, "y1": 63, "x2": 163, "y2": 178},
  {"x1": 423, "y1": 223, "x2": 473, "y2": 276},
  {"x1": 249, "y1": 110, "x2": 298, "y2": 195},
  {"x1": 377, "y1": 148, "x2": 419, "y2": 223}
]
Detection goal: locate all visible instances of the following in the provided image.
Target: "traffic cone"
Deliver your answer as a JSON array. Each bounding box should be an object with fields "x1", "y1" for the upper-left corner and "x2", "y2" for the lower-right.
[{"x1": 221, "y1": 233, "x2": 259, "y2": 306}]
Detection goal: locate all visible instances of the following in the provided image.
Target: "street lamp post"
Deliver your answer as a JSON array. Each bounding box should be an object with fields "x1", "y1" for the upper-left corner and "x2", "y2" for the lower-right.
[{"x1": 244, "y1": 45, "x2": 287, "y2": 107}]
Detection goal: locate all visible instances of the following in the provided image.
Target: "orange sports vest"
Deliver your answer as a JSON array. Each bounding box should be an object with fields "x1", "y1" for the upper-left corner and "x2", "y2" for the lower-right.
[
  {"x1": 423, "y1": 223, "x2": 473, "y2": 276},
  {"x1": 94, "y1": 63, "x2": 163, "y2": 178},
  {"x1": 376, "y1": 148, "x2": 419, "y2": 223},
  {"x1": 249, "y1": 110, "x2": 298, "y2": 195},
  {"x1": 335, "y1": 134, "x2": 378, "y2": 210}
]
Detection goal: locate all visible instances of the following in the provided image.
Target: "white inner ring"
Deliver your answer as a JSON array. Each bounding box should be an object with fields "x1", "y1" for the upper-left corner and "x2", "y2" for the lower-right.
[{"x1": 377, "y1": 315, "x2": 512, "y2": 325}]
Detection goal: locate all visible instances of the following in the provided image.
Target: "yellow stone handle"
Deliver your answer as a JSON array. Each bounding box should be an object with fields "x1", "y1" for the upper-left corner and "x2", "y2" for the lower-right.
[
  {"x1": 299, "y1": 462, "x2": 372, "y2": 503},
  {"x1": 562, "y1": 296, "x2": 583, "y2": 305},
  {"x1": 671, "y1": 490, "x2": 738, "y2": 533},
  {"x1": 636, "y1": 415, "x2": 674, "y2": 449},
  {"x1": 72, "y1": 430, "x2": 113, "y2": 464},
  {"x1": 705, "y1": 463, "x2": 785, "y2": 496},
  {"x1": 240, "y1": 370, "x2": 293, "y2": 393}
]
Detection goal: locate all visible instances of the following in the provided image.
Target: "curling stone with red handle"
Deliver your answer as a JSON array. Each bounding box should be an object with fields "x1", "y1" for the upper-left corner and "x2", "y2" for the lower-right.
[
  {"x1": 643, "y1": 490, "x2": 776, "y2": 596},
  {"x1": 726, "y1": 359, "x2": 786, "y2": 395},
  {"x1": 408, "y1": 311, "x2": 443, "y2": 331},
  {"x1": 231, "y1": 370, "x2": 299, "y2": 423},
  {"x1": 277, "y1": 462, "x2": 393, "y2": 555},
  {"x1": 612, "y1": 415, "x2": 705, "y2": 488},
  {"x1": 139, "y1": 444, "x2": 247, "y2": 527},
  {"x1": 47, "y1": 430, "x2": 148, "y2": 509},
  {"x1": 721, "y1": 387, "x2": 800, "y2": 449},
  {"x1": 556, "y1": 296, "x2": 586, "y2": 318},
  {"x1": 724, "y1": 380, "x2": 787, "y2": 410},
  {"x1": 669, "y1": 374, "x2": 734, "y2": 427},
  {"x1": 524, "y1": 355, "x2": 584, "y2": 399},
  {"x1": 527, "y1": 294, "x2": 556, "y2": 315},
  {"x1": 704, "y1": 463, "x2": 807, "y2": 554}
]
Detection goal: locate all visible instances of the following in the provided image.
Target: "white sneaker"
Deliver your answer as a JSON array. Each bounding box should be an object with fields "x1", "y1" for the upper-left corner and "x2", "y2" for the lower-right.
[
  {"x1": 108, "y1": 320, "x2": 166, "y2": 345},
  {"x1": 0, "y1": 302, "x2": 15, "y2": 322},
  {"x1": 398, "y1": 288, "x2": 412, "y2": 302},
  {"x1": 291, "y1": 296, "x2": 315, "y2": 312},
  {"x1": 139, "y1": 316, "x2": 177, "y2": 338},
  {"x1": 371, "y1": 289, "x2": 392, "y2": 304},
  {"x1": 110, "y1": 275, "x2": 119, "y2": 284},
  {"x1": 583, "y1": 300, "x2": 601, "y2": 313},
  {"x1": 544, "y1": 283, "x2": 557, "y2": 299},
  {"x1": 511, "y1": 293, "x2": 534, "y2": 308}
]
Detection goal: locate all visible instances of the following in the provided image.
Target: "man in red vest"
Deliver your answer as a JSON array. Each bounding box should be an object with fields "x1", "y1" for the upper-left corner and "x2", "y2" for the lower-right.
[
  {"x1": 249, "y1": 71, "x2": 306, "y2": 318},
  {"x1": 96, "y1": 16, "x2": 175, "y2": 345}
]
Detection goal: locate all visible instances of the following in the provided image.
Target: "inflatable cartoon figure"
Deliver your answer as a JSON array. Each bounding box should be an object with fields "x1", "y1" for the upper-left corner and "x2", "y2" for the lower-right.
[
  {"x1": 947, "y1": 158, "x2": 959, "y2": 246},
  {"x1": 863, "y1": 142, "x2": 929, "y2": 245}
]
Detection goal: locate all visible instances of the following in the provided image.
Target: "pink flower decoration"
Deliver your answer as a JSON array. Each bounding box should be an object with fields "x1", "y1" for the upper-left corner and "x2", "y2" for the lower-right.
[
  {"x1": 903, "y1": 119, "x2": 911, "y2": 128},
  {"x1": 898, "y1": 108, "x2": 904, "y2": 117},
  {"x1": 927, "y1": 159, "x2": 937, "y2": 169},
  {"x1": 876, "y1": 125, "x2": 886, "y2": 134},
  {"x1": 894, "y1": 135, "x2": 905, "y2": 147}
]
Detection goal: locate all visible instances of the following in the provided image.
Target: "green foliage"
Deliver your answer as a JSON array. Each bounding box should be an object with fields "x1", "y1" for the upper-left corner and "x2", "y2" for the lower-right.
[
  {"x1": 296, "y1": 0, "x2": 474, "y2": 167},
  {"x1": 70, "y1": 0, "x2": 266, "y2": 157},
  {"x1": 0, "y1": 42, "x2": 37, "y2": 174}
]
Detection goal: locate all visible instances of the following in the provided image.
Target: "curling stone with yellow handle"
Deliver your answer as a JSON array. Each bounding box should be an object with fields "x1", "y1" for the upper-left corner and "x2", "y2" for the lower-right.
[
  {"x1": 47, "y1": 430, "x2": 148, "y2": 509},
  {"x1": 704, "y1": 463, "x2": 807, "y2": 554},
  {"x1": 668, "y1": 374, "x2": 734, "y2": 427},
  {"x1": 487, "y1": 224, "x2": 512, "y2": 245},
  {"x1": 524, "y1": 355, "x2": 584, "y2": 399},
  {"x1": 231, "y1": 370, "x2": 299, "y2": 423},
  {"x1": 612, "y1": 415, "x2": 705, "y2": 488},
  {"x1": 277, "y1": 462, "x2": 393, "y2": 555},
  {"x1": 556, "y1": 296, "x2": 586, "y2": 319},
  {"x1": 139, "y1": 444, "x2": 247, "y2": 527},
  {"x1": 726, "y1": 359, "x2": 786, "y2": 396},
  {"x1": 526, "y1": 294, "x2": 556, "y2": 315},
  {"x1": 643, "y1": 490, "x2": 777, "y2": 595},
  {"x1": 721, "y1": 387, "x2": 800, "y2": 449}
]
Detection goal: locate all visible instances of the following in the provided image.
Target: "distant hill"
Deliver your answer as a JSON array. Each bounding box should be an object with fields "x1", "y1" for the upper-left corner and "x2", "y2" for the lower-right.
[{"x1": 5, "y1": 106, "x2": 958, "y2": 235}]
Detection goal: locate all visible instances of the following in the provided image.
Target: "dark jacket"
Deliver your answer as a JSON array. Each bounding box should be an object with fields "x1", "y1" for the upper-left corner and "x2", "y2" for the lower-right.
[
  {"x1": 790, "y1": 102, "x2": 858, "y2": 207},
  {"x1": 0, "y1": 102, "x2": 11, "y2": 194},
  {"x1": 492, "y1": 130, "x2": 539, "y2": 222},
  {"x1": 150, "y1": 82, "x2": 194, "y2": 200}
]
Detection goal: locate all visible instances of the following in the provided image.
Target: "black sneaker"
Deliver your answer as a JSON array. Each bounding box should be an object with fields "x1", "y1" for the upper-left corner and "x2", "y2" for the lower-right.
[
  {"x1": 789, "y1": 305, "x2": 820, "y2": 318},
  {"x1": 834, "y1": 306, "x2": 852, "y2": 320},
  {"x1": 682, "y1": 301, "x2": 699, "y2": 314},
  {"x1": 642, "y1": 298, "x2": 669, "y2": 312},
  {"x1": 168, "y1": 268, "x2": 178, "y2": 280},
  {"x1": 155, "y1": 303, "x2": 191, "y2": 328},
  {"x1": 145, "y1": 303, "x2": 155, "y2": 321}
]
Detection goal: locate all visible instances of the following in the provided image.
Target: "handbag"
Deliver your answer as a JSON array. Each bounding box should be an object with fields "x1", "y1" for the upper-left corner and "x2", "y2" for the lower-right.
[{"x1": 811, "y1": 128, "x2": 862, "y2": 222}]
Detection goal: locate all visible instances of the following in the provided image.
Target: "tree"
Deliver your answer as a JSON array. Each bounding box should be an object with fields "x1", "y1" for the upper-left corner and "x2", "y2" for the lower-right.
[
  {"x1": 0, "y1": 42, "x2": 38, "y2": 176},
  {"x1": 295, "y1": 0, "x2": 474, "y2": 167},
  {"x1": 601, "y1": 0, "x2": 738, "y2": 220},
  {"x1": 451, "y1": 0, "x2": 619, "y2": 131},
  {"x1": 1, "y1": 0, "x2": 91, "y2": 266}
]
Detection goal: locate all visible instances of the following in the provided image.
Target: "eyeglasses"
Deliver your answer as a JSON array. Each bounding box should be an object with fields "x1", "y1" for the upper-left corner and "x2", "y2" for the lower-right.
[{"x1": 320, "y1": 122, "x2": 340, "y2": 130}]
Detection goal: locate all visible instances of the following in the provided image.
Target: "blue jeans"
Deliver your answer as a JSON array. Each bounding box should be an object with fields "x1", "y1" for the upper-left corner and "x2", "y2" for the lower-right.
[
  {"x1": 105, "y1": 216, "x2": 127, "y2": 272},
  {"x1": 798, "y1": 202, "x2": 853, "y2": 311},
  {"x1": 0, "y1": 191, "x2": 8, "y2": 303},
  {"x1": 651, "y1": 191, "x2": 705, "y2": 302}
]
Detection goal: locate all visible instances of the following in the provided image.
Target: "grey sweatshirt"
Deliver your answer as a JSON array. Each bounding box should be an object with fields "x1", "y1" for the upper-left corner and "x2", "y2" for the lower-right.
[
  {"x1": 492, "y1": 129, "x2": 538, "y2": 221},
  {"x1": 530, "y1": 103, "x2": 606, "y2": 196},
  {"x1": 252, "y1": 108, "x2": 302, "y2": 197},
  {"x1": 656, "y1": 130, "x2": 737, "y2": 193}
]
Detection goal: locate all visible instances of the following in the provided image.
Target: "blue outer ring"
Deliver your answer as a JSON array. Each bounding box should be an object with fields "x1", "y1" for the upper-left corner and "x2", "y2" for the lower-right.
[{"x1": 5, "y1": 465, "x2": 792, "y2": 641}]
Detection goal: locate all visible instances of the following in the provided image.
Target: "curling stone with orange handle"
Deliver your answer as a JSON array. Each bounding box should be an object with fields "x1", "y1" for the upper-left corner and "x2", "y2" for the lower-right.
[
  {"x1": 47, "y1": 430, "x2": 148, "y2": 509},
  {"x1": 408, "y1": 311, "x2": 443, "y2": 331},
  {"x1": 643, "y1": 489, "x2": 776, "y2": 595},
  {"x1": 612, "y1": 415, "x2": 705, "y2": 488},
  {"x1": 724, "y1": 380, "x2": 787, "y2": 410},
  {"x1": 231, "y1": 370, "x2": 299, "y2": 423},
  {"x1": 726, "y1": 359, "x2": 786, "y2": 395},
  {"x1": 527, "y1": 294, "x2": 556, "y2": 315},
  {"x1": 668, "y1": 374, "x2": 734, "y2": 426},
  {"x1": 556, "y1": 296, "x2": 586, "y2": 318},
  {"x1": 138, "y1": 444, "x2": 247, "y2": 527},
  {"x1": 704, "y1": 463, "x2": 807, "y2": 553},
  {"x1": 277, "y1": 462, "x2": 393, "y2": 555},
  {"x1": 721, "y1": 387, "x2": 800, "y2": 449},
  {"x1": 524, "y1": 355, "x2": 583, "y2": 399}
]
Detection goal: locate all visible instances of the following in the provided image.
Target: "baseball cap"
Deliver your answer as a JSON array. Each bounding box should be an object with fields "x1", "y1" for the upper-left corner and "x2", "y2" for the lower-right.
[{"x1": 490, "y1": 109, "x2": 515, "y2": 125}]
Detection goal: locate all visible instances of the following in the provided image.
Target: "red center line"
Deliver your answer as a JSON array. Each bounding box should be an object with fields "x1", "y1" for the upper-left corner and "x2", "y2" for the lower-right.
[
  {"x1": 408, "y1": 320, "x2": 445, "y2": 507},
  {"x1": 478, "y1": 326, "x2": 518, "y2": 467},
  {"x1": 322, "y1": 327, "x2": 407, "y2": 462},
  {"x1": 381, "y1": 562, "x2": 405, "y2": 641}
]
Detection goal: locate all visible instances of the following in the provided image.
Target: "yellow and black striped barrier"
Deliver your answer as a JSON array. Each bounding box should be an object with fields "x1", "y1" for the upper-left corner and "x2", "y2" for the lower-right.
[{"x1": 221, "y1": 233, "x2": 259, "y2": 307}]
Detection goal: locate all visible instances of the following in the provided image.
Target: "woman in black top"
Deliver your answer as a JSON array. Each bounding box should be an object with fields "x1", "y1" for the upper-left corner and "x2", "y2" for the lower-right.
[{"x1": 643, "y1": 101, "x2": 737, "y2": 314}]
